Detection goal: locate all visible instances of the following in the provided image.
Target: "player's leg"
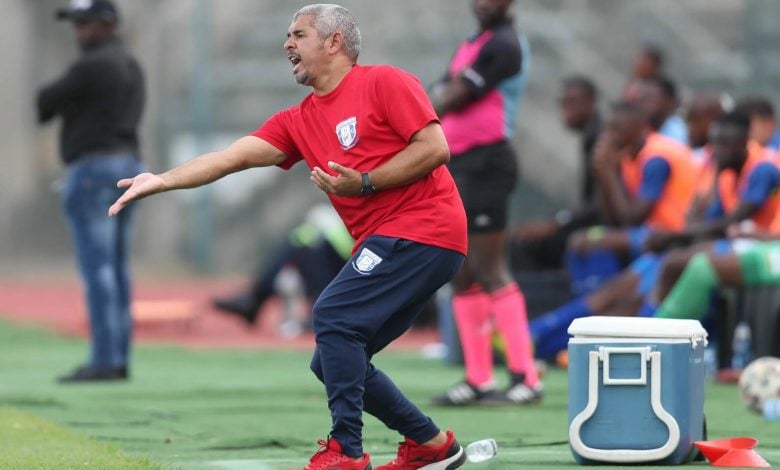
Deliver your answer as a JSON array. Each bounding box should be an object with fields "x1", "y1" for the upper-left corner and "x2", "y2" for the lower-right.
[
  {"x1": 309, "y1": 236, "x2": 462, "y2": 457},
  {"x1": 735, "y1": 240, "x2": 780, "y2": 286},
  {"x1": 441, "y1": 144, "x2": 503, "y2": 402},
  {"x1": 472, "y1": 142, "x2": 539, "y2": 399},
  {"x1": 613, "y1": 252, "x2": 663, "y2": 317},
  {"x1": 292, "y1": 241, "x2": 345, "y2": 330},
  {"x1": 468, "y1": 230, "x2": 541, "y2": 402},
  {"x1": 298, "y1": 241, "x2": 346, "y2": 300},
  {"x1": 444, "y1": 245, "x2": 496, "y2": 399},
  {"x1": 566, "y1": 227, "x2": 631, "y2": 295},
  {"x1": 113, "y1": 205, "x2": 136, "y2": 370},
  {"x1": 312, "y1": 273, "x2": 446, "y2": 440},
  {"x1": 530, "y1": 268, "x2": 641, "y2": 359},
  {"x1": 656, "y1": 241, "x2": 780, "y2": 319},
  {"x1": 652, "y1": 241, "x2": 719, "y2": 303},
  {"x1": 110, "y1": 156, "x2": 144, "y2": 370},
  {"x1": 362, "y1": 241, "x2": 466, "y2": 470},
  {"x1": 654, "y1": 246, "x2": 702, "y2": 302},
  {"x1": 59, "y1": 157, "x2": 136, "y2": 381},
  {"x1": 655, "y1": 252, "x2": 738, "y2": 320},
  {"x1": 443, "y1": 142, "x2": 539, "y2": 403},
  {"x1": 212, "y1": 237, "x2": 300, "y2": 324}
]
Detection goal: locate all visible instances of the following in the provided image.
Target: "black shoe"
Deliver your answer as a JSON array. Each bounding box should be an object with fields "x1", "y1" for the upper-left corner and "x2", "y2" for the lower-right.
[
  {"x1": 212, "y1": 292, "x2": 260, "y2": 325},
  {"x1": 430, "y1": 380, "x2": 496, "y2": 406},
  {"x1": 478, "y1": 373, "x2": 543, "y2": 406},
  {"x1": 58, "y1": 365, "x2": 128, "y2": 383}
]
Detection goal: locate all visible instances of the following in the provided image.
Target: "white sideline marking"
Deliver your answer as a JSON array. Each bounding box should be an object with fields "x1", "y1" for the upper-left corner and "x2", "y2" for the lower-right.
[
  {"x1": 195, "y1": 448, "x2": 780, "y2": 469},
  {"x1": 194, "y1": 449, "x2": 570, "y2": 469}
]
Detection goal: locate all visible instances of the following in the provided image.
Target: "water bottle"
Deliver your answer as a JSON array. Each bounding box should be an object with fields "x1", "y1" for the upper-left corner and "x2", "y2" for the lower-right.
[
  {"x1": 703, "y1": 345, "x2": 718, "y2": 379},
  {"x1": 465, "y1": 438, "x2": 498, "y2": 463},
  {"x1": 274, "y1": 266, "x2": 306, "y2": 338},
  {"x1": 763, "y1": 398, "x2": 780, "y2": 422},
  {"x1": 731, "y1": 322, "x2": 752, "y2": 370}
]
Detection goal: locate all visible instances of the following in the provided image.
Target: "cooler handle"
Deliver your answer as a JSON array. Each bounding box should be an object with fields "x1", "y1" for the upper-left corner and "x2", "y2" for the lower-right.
[
  {"x1": 569, "y1": 349, "x2": 681, "y2": 463},
  {"x1": 601, "y1": 346, "x2": 649, "y2": 385}
]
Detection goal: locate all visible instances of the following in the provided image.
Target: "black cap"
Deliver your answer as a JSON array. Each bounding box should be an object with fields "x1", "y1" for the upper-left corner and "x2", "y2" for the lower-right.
[{"x1": 56, "y1": 0, "x2": 119, "y2": 23}]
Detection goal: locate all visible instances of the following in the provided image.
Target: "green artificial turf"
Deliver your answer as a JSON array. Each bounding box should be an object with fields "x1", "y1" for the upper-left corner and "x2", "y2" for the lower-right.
[
  {"x1": 0, "y1": 406, "x2": 162, "y2": 470},
  {"x1": 0, "y1": 319, "x2": 777, "y2": 469}
]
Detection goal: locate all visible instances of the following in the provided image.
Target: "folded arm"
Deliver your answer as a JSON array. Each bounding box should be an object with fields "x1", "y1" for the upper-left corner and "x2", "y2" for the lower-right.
[
  {"x1": 310, "y1": 122, "x2": 450, "y2": 196},
  {"x1": 37, "y1": 60, "x2": 97, "y2": 123}
]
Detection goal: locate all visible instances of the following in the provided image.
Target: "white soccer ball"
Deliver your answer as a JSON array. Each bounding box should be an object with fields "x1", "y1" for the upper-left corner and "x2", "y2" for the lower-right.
[{"x1": 738, "y1": 356, "x2": 780, "y2": 413}]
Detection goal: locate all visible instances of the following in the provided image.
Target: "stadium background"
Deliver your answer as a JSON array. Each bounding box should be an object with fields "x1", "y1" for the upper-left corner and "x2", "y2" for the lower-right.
[
  {"x1": 1, "y1": 1, "x2": 780, "y2": 468},
  {"x1": 2, "y1": 0, "x2": 779, "y2": 276}
]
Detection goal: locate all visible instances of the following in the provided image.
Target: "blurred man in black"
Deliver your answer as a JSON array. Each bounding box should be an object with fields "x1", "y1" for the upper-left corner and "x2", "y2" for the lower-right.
[
  {"x1": 511, "y1": 76, "x2": 603, "y2": 270},
  {"x1": 37, "y1": 0, "x2": 145, "y2": 382}
]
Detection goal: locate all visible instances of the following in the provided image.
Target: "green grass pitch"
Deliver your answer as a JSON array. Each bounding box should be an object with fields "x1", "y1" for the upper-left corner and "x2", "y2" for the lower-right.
[{"x1": 0, "y1": 319, "x2": 777, "y2": 469}]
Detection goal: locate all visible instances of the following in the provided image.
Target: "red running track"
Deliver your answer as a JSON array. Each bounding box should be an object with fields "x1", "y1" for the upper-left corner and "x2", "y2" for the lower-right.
[{"x1": 0, "y1": 276, "x2": 438, "y2": 351}]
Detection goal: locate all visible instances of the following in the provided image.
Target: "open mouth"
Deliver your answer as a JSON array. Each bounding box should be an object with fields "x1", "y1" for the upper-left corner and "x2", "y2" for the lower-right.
[{"x1": 288, "y1": 54, "x2": 302, "y2": 75}]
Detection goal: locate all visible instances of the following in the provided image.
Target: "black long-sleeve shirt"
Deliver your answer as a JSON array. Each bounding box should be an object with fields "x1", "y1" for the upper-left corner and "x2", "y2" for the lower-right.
[
  {"x1": 37, "y1": 37, "x2": 144, "y2": 164},
  {"x1": 568, "y1": 112, "x2": 604, "y2": 226}
]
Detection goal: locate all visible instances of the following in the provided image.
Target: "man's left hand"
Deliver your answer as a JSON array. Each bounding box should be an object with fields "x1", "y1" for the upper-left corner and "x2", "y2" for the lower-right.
[
  {"x1": 311, "y1": 161, "x2": 363, "y2": 197},
  {"x1": 592, "y1": 134, "x2": 623, "y2": 174}
]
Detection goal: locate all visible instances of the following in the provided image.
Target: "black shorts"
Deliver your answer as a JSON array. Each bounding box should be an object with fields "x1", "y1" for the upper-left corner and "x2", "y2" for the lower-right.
[{"x1": 447, "y1": 141, "x2": 518, "y2": 233}]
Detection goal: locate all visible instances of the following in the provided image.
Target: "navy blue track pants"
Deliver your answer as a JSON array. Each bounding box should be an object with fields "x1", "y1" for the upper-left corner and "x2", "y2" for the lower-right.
[{"x1": 309, "y1": 235, "x2": 464, "y2": 457}]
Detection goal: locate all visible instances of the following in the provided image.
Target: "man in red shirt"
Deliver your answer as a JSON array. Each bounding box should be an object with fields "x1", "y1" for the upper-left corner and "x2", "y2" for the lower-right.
[{"x1": 108, "y1": 4, "x2": 467, "y2": 470}]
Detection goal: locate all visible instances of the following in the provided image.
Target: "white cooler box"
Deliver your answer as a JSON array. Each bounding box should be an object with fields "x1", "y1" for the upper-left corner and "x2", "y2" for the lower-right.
[{"x1": 567, "y1": 317, "x2": 707, "y2": 465}]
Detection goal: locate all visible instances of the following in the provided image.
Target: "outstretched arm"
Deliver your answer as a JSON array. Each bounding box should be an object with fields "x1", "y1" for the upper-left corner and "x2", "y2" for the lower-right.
[
  {"x1": 693, "y1": 203, "x2": 761, "y2": 240},
  {"x1": 647, "y1": 162, "x2": 780, "y2": 251},
  {"x1": 108, "y1": 136, "x2": 285, "y2": 216}
]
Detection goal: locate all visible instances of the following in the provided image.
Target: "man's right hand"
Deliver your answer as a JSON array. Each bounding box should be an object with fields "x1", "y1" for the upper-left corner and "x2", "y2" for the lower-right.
[
  {"x1": 108, "y1": 172, "x2": 166, "y2": 216},
  {"x1": 592, "y1": 134, "x2": 619, "y2": 175}
]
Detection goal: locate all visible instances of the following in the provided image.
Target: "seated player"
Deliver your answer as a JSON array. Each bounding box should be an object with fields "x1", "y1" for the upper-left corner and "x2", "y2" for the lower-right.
[
  {"x1": 653, "y1": 222, "x2": 780, "y2": 321},
  {"x1": 510, "y1": 76, "x2": 603, "y2": 270},
  {"x1": 533, "y1": 111, "x2": 780, "y2": 359},
  {"x1": 566, "y1": 101, "x2": 697, "y2": 296},
  {"x1": 736, "y1": 96, "x2": 780, "y2": 153},
  {"x1": 213, "y1": 204, "x2": 352, "y2": 327},
  {"x1": 635, "y1": 75, "x2": 689, "y2": 145}
]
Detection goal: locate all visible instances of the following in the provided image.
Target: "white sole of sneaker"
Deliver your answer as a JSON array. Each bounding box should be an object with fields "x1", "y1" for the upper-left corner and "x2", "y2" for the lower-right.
[
  {"x1": 477, "y1": 396, "x2": 543, "y2": 407},
  {"x1": 419, "y1": 446, "x2": 466, "y2": 470}
]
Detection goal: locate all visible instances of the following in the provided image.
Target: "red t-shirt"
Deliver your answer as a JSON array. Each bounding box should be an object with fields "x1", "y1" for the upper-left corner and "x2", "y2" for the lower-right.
[{"x1": 252, "y1": 64, "x2": 467, "y2": 255}]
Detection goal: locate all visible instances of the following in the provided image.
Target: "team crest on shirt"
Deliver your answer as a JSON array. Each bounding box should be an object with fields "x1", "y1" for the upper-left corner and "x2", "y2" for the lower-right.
[
  {"x1": 352, "y1": 247, "x2": 382, "y2": 274},
  {"x1": 336, "y1": 116, "x2": 359, "y2": 150}
]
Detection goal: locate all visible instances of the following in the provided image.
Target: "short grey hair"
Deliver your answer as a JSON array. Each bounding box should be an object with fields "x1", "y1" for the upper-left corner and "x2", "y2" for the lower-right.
[{"x1": 293, "y1": 4, "x2": 361, "y2": 61}]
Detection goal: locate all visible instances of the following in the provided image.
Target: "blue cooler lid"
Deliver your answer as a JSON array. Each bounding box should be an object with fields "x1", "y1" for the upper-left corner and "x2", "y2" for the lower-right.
[{"x1": 568, "y1": 317, "x2": 707, "y2": 344}]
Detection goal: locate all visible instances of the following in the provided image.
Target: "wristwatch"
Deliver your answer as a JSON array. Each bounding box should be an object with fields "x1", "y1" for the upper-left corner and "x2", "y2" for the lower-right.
[{"x1": 360, "y1": 172, "x2": 377, "y2": 196}]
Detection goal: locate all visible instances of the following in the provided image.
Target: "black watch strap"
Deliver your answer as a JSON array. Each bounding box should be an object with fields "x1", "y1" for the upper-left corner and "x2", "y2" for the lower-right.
[{"x1": 360, "y1": 172, "x2": 377, "y2": 195}]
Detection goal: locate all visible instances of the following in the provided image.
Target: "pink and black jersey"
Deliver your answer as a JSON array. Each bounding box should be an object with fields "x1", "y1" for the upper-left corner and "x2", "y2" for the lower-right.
[
  {"x1": 441, "y1": 18, "x2": 529, "y2": 156},
  {"x1": 252, "y1": 64, "x2": 468, "y2": 256}
]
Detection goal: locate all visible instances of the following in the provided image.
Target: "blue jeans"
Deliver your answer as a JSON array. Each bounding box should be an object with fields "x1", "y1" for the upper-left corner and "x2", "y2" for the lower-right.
[{"x1": 61, "y1": 152, "x2": 144, "y2": 369}]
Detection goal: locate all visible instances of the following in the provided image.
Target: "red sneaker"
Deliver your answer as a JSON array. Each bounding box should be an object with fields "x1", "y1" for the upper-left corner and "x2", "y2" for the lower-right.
[
  {"x1": 304, "y1": 437, "x2": 372, "y2": 470},
  {"x1": 375, "y1": 430, "x2": 466, "y2": 469}
]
